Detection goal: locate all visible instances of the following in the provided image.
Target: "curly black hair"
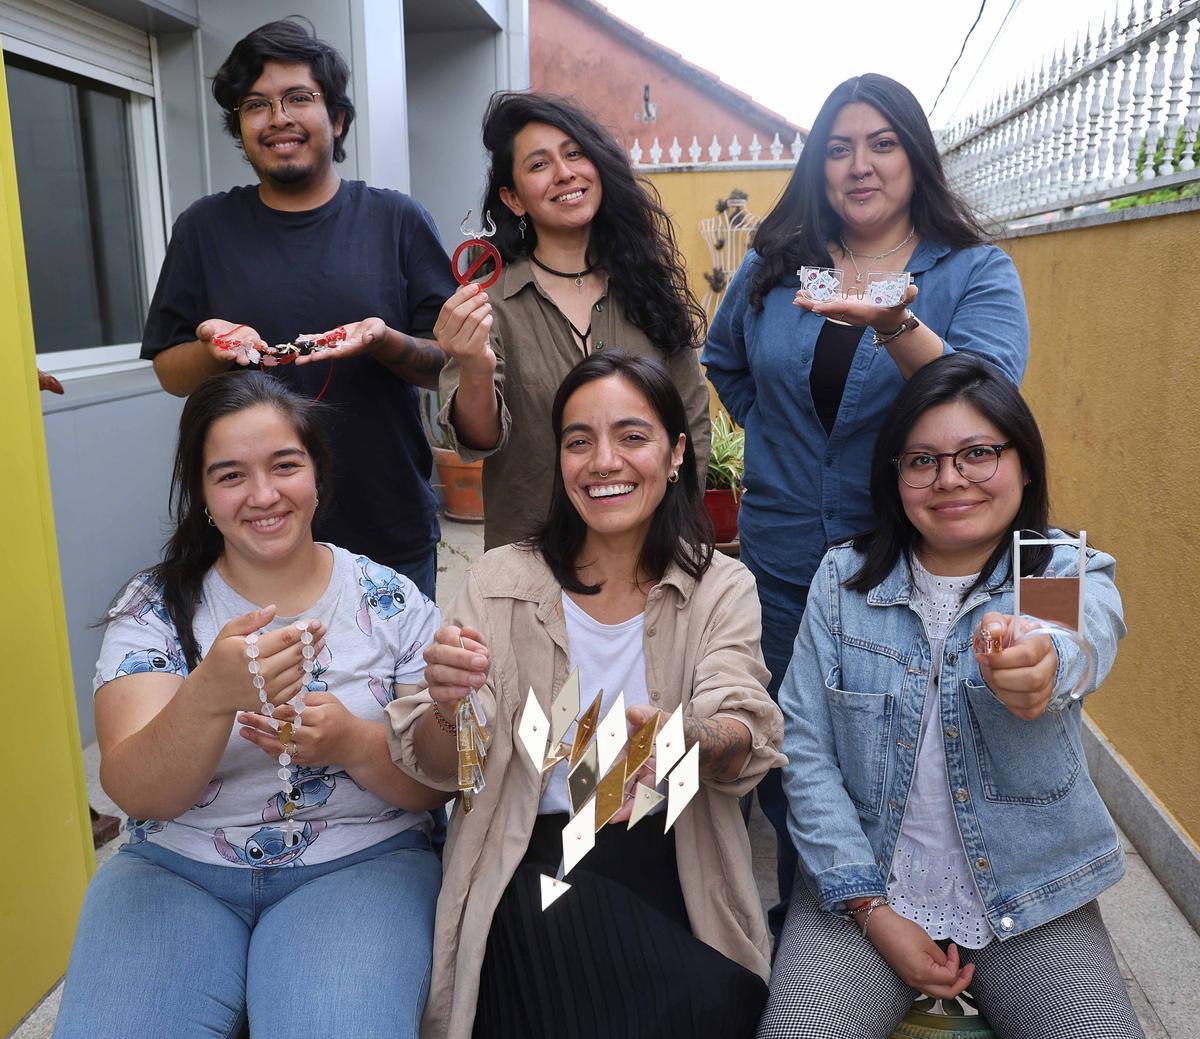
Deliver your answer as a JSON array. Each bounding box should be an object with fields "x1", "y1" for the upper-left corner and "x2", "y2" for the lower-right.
[
  {"x1": 211, "y1": 18, "x2": 355, "y2": 163},
  {"x1": 481, "y1": 91, "x2": 706, "y2": 353}
]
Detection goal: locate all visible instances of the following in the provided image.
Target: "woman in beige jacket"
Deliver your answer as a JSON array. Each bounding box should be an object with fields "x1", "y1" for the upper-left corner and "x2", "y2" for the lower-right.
[{"x1": 388, "y1": 352, "x2": 784, "y2": 1039}]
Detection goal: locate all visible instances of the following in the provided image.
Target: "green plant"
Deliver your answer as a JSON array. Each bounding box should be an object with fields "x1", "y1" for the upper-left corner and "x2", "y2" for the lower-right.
[{"x1": 705, "y1": 411, "x2": 744, "y2": 495}]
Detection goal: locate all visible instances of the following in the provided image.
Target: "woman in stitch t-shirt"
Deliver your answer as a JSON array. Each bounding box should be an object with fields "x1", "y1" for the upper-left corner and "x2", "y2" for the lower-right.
[{"x1": 53, "y1": 372, "x2": 446, "y2": 1039}]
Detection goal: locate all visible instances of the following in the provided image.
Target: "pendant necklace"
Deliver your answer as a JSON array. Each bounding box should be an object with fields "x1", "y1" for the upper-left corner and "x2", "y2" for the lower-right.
[
  {"x1": 530, "y1": 252, "x2": 597, "y2": 292},
  {"x1": 839, "y1": 227, "x2": 916, "y2": 284}
]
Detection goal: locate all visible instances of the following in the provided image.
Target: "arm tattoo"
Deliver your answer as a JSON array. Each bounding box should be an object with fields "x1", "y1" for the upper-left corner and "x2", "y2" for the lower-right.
[
  {"x1": 683, "y1": 716, "x2": 748, "y2": 781},
  {"x1": 377, "y1": 332, "x2": 446, "y2": 389}
]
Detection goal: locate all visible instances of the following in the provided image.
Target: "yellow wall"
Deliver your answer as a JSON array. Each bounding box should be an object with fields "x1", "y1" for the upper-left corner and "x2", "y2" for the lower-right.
[
  {"x1": 646, "y1": 167, "x2": 793, "y2": 414},
  {"x1": 0, "y1": 45, "x2": 94, "y2": 1032},
  {"x1": 1001, "y1": 210, "x2": 1200, "y2": 843},
  {"x1": 646, "y1": 167, "x2": 792, "y2": 308}
]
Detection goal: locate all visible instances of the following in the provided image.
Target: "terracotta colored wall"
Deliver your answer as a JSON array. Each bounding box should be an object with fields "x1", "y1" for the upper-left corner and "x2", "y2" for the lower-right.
[
  {"x1": 531, "y1": 0, "x2": 797, "y2": 154},
  {"x1": 1000, "y1": 209, "x2": 1200, "y2": 843}
]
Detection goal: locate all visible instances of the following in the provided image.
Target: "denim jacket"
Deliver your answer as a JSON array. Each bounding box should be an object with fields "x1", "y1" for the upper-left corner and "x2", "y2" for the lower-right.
[
  {"x1": 702, "y1": 242, "x2": 1028, "y2": 589},
  {"x1": 780, "y1": 535, "x2": 1126, "y2": 940}
]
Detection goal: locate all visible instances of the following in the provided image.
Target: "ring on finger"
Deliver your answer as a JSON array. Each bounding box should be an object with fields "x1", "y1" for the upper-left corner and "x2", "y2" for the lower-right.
[{"x1": 287, "y1": 740, "x2": 300, "y2": 762}]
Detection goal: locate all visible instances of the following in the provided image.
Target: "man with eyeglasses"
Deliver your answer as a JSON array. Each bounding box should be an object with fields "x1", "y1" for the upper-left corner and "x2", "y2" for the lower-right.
[{"x1": 141, "y1": 18, "x2": 456, "y2": 598}]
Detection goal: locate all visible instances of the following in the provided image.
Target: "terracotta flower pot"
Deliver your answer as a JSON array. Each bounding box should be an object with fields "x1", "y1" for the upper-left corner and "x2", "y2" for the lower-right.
[
  {"x1": 703, "y1": 488, "x2": 740, "y2": 544},
  {"x1": 432, "y1": 447, "x2": 484, "y2": 523}
]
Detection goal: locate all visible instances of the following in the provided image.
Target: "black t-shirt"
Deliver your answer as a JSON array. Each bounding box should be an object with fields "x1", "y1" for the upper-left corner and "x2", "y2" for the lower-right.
[
  {"x1": 808, "y1": 320, "x2": 867, "y2": 436},
  {"x1": 142, "y1": 180, "x2": 457, "y2": 567}
]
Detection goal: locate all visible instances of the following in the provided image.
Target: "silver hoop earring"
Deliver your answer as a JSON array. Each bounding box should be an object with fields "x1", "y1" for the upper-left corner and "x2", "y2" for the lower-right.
[
  {"x1": 518, "y1": 216, "x2": 527, "y2": 239},
  {"x1": 204, "y1": 507, "x2": 215, "y2": 526},
  {"x1": 668, "y1": 470, "x2": 679, "y2": 484}
]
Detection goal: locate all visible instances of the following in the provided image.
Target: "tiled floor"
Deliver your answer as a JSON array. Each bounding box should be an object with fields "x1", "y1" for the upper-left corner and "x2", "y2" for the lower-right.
[{"x1": 11, "y1": 519, "x2": 1199, "y2": 1038}]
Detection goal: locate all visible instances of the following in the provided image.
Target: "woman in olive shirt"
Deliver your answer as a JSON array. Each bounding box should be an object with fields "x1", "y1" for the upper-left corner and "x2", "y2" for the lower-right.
[{"x1": 433, "y1": 91, "x2": 711, "y2": 550}]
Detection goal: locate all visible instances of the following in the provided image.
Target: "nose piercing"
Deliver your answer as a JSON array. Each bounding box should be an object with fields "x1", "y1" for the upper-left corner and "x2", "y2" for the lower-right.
[{"x1": 599, "y1": 471, "x2": 610, "y2": 478}]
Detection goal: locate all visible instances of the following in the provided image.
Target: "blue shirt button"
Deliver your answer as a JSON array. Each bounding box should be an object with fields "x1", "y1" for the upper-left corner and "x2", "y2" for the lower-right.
[{"x1": 824, "y1": 509, "x2": 834, "y2": 520}]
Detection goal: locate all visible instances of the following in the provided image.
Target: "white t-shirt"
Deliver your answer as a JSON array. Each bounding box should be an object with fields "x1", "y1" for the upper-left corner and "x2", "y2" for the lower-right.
[
  {"x1": 94, "y1": 545, "x2": 439, "y2": 868},
  {"x1": 538, "y1": 592, "x2": 649, "y2": 815}
]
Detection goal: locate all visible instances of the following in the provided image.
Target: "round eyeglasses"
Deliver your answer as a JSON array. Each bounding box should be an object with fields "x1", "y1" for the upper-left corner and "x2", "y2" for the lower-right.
[
  {"x1": 235, "y1": 90, "x2": 323, "y2": 125},
  {"x1": 891, "y1": 442, "x2": 1012, "y2": 489}
]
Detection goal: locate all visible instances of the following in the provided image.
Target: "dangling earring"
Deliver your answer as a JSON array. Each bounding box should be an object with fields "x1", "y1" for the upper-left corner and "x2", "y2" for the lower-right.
[
  {"x1": 518, "y1": 216, "x2": 527, "y2": 240},
  {"x1": 204, "y1": 507, "x2": 215, "y2": 526},
  {"x1": 668, "y1": 470, "x2": 679, "y2": 484}
]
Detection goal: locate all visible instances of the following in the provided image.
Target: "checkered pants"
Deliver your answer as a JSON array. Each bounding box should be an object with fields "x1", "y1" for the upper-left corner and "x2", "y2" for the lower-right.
[{"x1": 757, "y1": 891, "x2": 1144, "y2": 1039}]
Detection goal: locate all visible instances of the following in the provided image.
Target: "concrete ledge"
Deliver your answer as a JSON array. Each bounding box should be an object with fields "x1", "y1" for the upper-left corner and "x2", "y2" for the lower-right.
[
  {"x1": 1000, "y1": 194, "x2": 1200, "y2": 239},
  {"x1": 1085, "y1": 714, "x2": 1200, "y2": 934}
]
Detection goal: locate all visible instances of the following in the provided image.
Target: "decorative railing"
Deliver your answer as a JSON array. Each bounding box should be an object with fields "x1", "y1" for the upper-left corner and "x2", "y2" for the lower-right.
[
  {"x1": 940, "y1": 0, "x2": 1200, "y2": 222},
  {"x1": 628, "y1": 131, "x2": 804, "y2": 170}
]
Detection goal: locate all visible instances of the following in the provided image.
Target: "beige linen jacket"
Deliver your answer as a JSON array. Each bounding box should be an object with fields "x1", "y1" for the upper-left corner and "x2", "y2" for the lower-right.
[
  {"x1": 387, "y1": 544, "x2": 785, "y2": 1039},
  {"x1": 437, "y1": 256, "x2": 712, "y2": 551}
]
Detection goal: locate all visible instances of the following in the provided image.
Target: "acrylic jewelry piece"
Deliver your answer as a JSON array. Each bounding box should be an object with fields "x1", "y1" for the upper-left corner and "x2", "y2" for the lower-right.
[
  {"x1": 453, "y1": 209, "x2": 502, "y2": 290},
  {"x1": 455, "y1": 692, "x2": 489, "y2": 815},
  {"x1": 797, "y1": 266, "x2": 844, "y2": 303},
  {"x1": 864, "y1": 271, "x2": 911, "y2": 308},
  {"x1": 247, "y1": 621, "x2": 313, "y2": 839}
]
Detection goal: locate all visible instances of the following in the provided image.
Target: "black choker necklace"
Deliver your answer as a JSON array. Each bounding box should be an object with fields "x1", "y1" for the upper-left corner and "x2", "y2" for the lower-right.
[{"x1": 529, "y1": 252, "x2": 597, "y2": 290}]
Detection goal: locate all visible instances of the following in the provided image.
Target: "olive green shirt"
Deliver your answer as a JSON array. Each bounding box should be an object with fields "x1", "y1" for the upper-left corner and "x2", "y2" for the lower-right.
[
  {"x1": 386, "y1": 544, "x2": 784, "y2": 1039},
  {"x1": 438, "y1": 257, "x2": 712, "y2": 550}
]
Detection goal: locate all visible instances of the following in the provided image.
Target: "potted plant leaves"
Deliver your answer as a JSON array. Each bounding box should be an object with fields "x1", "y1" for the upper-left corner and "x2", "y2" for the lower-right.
[{"x1": 704, "y1": 410, "x2": 743, "y2": 544}]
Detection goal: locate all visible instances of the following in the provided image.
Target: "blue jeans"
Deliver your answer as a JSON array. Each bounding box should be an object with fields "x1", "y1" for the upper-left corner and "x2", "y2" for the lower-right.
[
  {"x1": 53, "y1": 830, "x2": 440, "y2": 1039},
  {"x1": 741, "y1": 543, "x2": 809, "y2": 943},
  {"x1": 390, "y1": 546, "x2": 438, "y2": 602}
]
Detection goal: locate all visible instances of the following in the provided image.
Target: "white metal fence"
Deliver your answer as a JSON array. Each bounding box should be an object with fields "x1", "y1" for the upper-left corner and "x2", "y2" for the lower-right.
[
  {"x1": 628, "y1": 131, "x2": 804, "y2": 170},
  {"x1": 940, "y1": 0, "x2": 1200, "y2": 221}
]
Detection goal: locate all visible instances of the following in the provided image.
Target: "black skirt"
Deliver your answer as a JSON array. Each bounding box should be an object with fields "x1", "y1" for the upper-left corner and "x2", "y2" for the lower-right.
[{"x1": 473, "y1": 813, "x2": 767, "y2": 1039}]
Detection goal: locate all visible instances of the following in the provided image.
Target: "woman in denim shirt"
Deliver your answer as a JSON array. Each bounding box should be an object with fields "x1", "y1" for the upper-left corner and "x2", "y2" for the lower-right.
[
  {"x1": 703, "y1": 74, "x2": 1028, "y2": 933},
  {"x1": 758, "y1": 355, "x2": 1141, "y2": 1039}
]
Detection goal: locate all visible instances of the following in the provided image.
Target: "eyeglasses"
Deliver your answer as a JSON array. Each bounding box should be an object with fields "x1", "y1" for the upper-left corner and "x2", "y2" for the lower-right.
[
  {"x1": 891, "y1": 442, "x2": 1012, "y2": 489},
  {"x1": 234, "y1": 91, "x2": 323, "y2": 124}
]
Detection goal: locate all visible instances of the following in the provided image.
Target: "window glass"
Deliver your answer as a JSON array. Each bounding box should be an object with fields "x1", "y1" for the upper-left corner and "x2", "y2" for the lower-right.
[{"x1": 4, "y1": 54, "x2": 145, "y2": 353}]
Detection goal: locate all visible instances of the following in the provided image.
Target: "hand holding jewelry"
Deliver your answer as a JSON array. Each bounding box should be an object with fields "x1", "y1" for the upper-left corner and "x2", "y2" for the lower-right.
[{"x1": 246, "y1": 620, "x2": 316, "y2": 837}]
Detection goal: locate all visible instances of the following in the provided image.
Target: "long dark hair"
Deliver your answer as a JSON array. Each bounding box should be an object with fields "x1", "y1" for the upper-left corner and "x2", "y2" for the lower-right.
[
  {"x1": 481, "y1": 91, "x2": 706, "y2": 353},
  {"x1": 211, "y1": 18, "x2": 355, "y2": 163},
  {"x1": 528, "y1": 352, "x2": 713, "y2": 594},
  {"x1": 749, "y1": 73, "x2": 988, "y2": 311},
  {"x1": 114, "y1": 372, "x2": 332, "y2": 670},
  {"x1": 847, "y1": 354, "x2": 1051, "y2": 595}
]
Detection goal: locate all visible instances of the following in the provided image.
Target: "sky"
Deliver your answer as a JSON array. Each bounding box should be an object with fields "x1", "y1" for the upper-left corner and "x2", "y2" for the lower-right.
[{"x1": 598, "y1": 0, "x2": 1129, "y2": 132}]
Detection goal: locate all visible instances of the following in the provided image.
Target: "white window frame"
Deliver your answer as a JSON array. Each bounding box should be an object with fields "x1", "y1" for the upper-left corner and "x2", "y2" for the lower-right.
[{"x1": 4, "y1": 33, "x2": 167, "y2": 377}]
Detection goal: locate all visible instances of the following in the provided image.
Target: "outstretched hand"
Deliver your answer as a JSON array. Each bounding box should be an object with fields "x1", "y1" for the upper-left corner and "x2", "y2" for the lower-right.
[
  {"x1": 194, "y1": 608, "x2": 327, "y2": 717},
  {"x1": 607, "y1": 704, "x2": 662, "y2": 825},
  {"x1": 198, "y1": 319, "x2": 267, "y2": 366},
  {"x1": 237, "y1": 690, "x2": 365, "y2": 769},
  {"x1": 422, "y1": 624, "x2": 490, "y2": 707},
  {"x1": 974, "y1": 612, "x2": 1057, "y2": 720},
  {"x1": 293, "y1": 318, "x2": 388, "y2": 364},
  {"x1": 793, "y1": 282, "x2": 918, "y2": 330}
]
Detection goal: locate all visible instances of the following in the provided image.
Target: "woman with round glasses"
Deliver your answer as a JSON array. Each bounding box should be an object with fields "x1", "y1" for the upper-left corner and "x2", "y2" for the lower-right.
[
  {"x1": 701, "y1": 73, "x2": 1029, "y2": 935},
  {"x1": 430, "y1": 91, "x2": 711, "y2": 551},
  {"x1": 758, "y1": 354, "x2": 1142, "y2": 1039}
]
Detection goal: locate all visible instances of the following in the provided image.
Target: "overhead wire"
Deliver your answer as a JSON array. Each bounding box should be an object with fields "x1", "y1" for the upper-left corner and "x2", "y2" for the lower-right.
[
  {"x1": 946, "y1": 0, "x2": 1025, "y2": 123},
  {"x1": 928, "y1": 0, "x2": 990, "y2": 120}
]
